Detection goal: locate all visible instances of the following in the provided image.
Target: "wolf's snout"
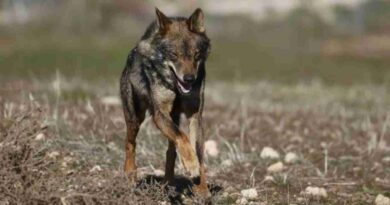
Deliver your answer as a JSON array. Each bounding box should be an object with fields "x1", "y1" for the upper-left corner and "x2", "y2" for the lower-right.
[{"x1": 183, "y1": 74, "x2": 196, "y2": 84}]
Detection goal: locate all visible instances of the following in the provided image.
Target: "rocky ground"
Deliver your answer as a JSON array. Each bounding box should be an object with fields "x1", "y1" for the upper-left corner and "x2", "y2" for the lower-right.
[{"x1": 1, "y1": 78, "x2": 390, "y2": 204}]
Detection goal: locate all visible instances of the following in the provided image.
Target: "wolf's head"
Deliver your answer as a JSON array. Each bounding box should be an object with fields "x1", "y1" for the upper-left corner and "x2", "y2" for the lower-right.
[{"x1": 152, "y1": 8, "x2": 210, "y2": 95}]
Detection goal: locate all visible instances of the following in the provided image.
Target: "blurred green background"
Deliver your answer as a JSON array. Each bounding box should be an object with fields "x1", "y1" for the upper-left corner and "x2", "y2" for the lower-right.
[{"x1": 1, "y1": 0, "x2": 390, "y2": 85}]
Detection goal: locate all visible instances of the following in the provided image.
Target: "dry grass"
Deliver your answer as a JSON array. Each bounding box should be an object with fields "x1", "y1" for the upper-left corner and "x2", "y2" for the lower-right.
[{"x1": 1, "y1": 78, "x2": 390, "y2": 204}]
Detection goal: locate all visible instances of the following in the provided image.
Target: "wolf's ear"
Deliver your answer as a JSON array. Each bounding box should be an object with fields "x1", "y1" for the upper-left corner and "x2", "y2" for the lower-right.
[
  {"x1": 155, "y1": 8, "x2": 171, "y2": 35},
  {"x1": 187, "y1": 8, "x2": 205, "y2": 33}
]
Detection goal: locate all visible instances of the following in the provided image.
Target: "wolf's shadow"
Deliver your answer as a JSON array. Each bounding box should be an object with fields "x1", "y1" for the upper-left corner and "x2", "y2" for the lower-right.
[{"x1": 136, "y1": 175, "x2": 223, "y2": 204}]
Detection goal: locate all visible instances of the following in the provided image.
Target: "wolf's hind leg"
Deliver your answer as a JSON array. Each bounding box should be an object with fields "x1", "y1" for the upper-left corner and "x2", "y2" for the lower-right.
[
  {"x1": 124, "y1": 120, "x2": 140, "y2": 182},
  {"x1": 121, "y1": 90, "x2": 145, "y2": 182}
]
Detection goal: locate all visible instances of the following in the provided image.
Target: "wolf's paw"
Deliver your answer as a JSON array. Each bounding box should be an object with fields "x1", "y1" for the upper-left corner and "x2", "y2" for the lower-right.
[
  {"x1": 124, "y1": 164, "x2": 137, "y2": 183},
  {"x1": 124, "y1": 170, "x2": 137, "y2": 183},
  {"x1": 193, "y1": 184, "x2": 211, "y2": 199},
  {"x1": 176, "y1": 139, "x2": 200, "y2": 177}
]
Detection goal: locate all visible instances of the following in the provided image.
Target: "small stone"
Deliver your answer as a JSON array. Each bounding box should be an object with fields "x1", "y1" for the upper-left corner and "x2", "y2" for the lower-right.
[
  {"x1": 296, "y1": 197, "x2": 305, "y2": 202},
  {"x1": 222, "y1": 159, "x2": 233, "y2": 167},
  {"x1": 241, "y1": 188, "x2": 258, "y2": 200},
  {"x1": 48, "y1": 151, "x2": 60, "y2": 159},
  {"x1": 63, "y1": 156, "x2": 73, "y2": 162},
  {"x1": 267, "y1": 162, "x2": 284, "y2": 173},
  {"x1": 264, "y1": 175, "x2": 274, "y2": 182},
  {"x1": 154, "y1": 169, "x2": 165, "y2": 176},
  {"x1": 85, "y1": 100, "x2": 95, "y2": 114},
  {"x1": 35, "y1": 133, "x2": 46, "y2": 141},
  {"x1": 301, "y1": 186, "x2": 327, "y2": 198},
  {"x1": 260, "y1": 147, "x2": 279, "y2": 159},
  {"x1": 89, "y1": 165, "x2": 102, "y2": 173},
  {"x1": 107, "y1": 141, "x2": 118, "y2": 150},
  {"x1": 284, "y1": 152, "x2": 298, "y2": 164},
  {"x1": 204, "y1": 140, "x2": 219, "y2": 157},
  {"x1": 222, "y1": 192, "x2": 229, "y2": 198},
  {"x1": 182, "y1": 197, "x2": 193, "y2": 205},
  {"x1": 382, "y1": 156, "x2": 390, "y2": 163},
  {"x1": 375, "y1": 194, "x2": 390, "y2": 205},
  {"x1": 353, "y1": 167, "x2": 361, "y2": 172},
  {"x1": 236, "y1": 197, "x2": 248, "y2": 204},
  {"x1": 100, "y1": 96, "x2": 121, "y2": 106}
]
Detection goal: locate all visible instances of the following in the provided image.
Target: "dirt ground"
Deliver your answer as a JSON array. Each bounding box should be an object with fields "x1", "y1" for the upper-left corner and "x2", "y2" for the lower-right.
[{"x1": 1, "y1": 78, "x2": 389, "y2": 205}]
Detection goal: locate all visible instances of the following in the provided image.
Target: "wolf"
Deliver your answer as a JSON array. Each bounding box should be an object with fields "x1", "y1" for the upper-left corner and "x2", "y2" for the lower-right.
[{"x1": 119, "y1": 8, "x2": 211, "y2": 197}]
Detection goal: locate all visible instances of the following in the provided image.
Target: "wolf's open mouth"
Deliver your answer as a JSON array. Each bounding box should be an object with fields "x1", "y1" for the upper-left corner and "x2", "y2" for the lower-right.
[
  {"x1": 177, "y1": 80, "x2": 192, "y2": 94},
  {"x1": 168, "y1": 63, "x2": 192, "y2": 94}
]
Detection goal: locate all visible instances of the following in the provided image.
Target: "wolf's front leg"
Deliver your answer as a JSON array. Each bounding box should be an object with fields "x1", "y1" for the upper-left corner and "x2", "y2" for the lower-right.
[
  {"x1": 153, "y1": 111, "x2": 200, "y2": 178},
  {"x1": 189, "y1": 113, "x2": 211, "y2": 197}
]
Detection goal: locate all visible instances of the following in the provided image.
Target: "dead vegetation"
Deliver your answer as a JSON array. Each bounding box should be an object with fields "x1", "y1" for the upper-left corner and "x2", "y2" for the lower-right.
[{"x1": 0, "y1": 78, "x2": 390, "y2": 204}]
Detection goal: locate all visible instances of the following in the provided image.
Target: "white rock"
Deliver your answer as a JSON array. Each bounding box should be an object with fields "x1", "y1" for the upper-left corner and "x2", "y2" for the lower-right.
[
  {"x1": 100, "y1": 96, "x2": 121, "y2": 106},
  {"x1": 376, "y1": 194, "x2": 390, "y2": 205},
  {"x1": 222, "y1": 192, "x2": 229, "y2": 197},
  {"x1": 285, "y1": 152, "x2": 299, "y2": 164},
  {"x1": 204, "y1": 140, "x2": 219, "y2": 157},
  {"x1": 302, "y1": 186, "x2": 327, "y2": 198},
  {"x1": 260, "y1": 147, "x2": 279, "y2": 159},
  {"x1": 85, "y1": 100, "x2": 95, "y2": 114},
  {"x1": 154, "y1": 169, "x2": 165, "y2": 176},
  {"x1": 63, "y1": 156, "x2": 73, "y2": 162},
  {"x1": 382, "y1": 157, "x2": 390, "y2": 163},
  {"x1": 296, "y1": 197, "x2": 305, "y2": 202},
  {"x1": 61, "y1": 161, "x2": 68, "y2": 168},
  {"x1": 241, "y1": 188, "x2": 258, "y2": 200},
  {"x1": 264, "y1": 175, "x2": 274, "y2": 182},
  {"x1": 48, "y1": 151, "x2": 60, "y2": 159},
  {"x1": 35, "y1": 133, "x2": 46, "y2": 141},
  {"x1": 89, "y1": 165, "x2": 102, "y2": 173},
  {"x1": 107, "y1": 141, "x2": 118, "y2": 150},
  {"x1": 222, "y1": 159, "x2": 233, "y2": 167},
  {"x1": 267, "y1": 162, "x2": 284, "y2": 173},
  {"x1": 236, "y1": 197, "x2": 248, "y2": 204}
]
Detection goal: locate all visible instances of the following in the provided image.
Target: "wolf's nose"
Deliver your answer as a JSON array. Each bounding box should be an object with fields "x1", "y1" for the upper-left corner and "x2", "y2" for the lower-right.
[{"x1": 183, "y1": 74, "x2": 195, "y2": 84}]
